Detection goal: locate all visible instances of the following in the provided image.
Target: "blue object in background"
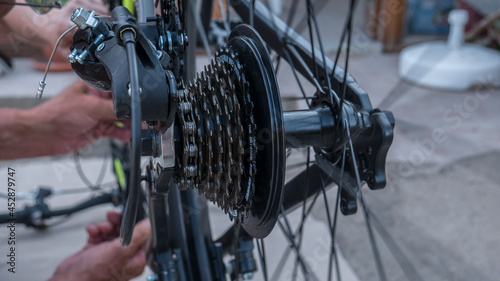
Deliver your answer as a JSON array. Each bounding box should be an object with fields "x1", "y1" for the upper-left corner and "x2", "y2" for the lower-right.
[{"x1": 407, "y1": 0, "x2": 455, "y2": 34}]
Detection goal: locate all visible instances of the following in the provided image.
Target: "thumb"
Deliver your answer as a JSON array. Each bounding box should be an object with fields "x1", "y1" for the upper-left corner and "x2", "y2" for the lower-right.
[{"x1": 128, "y1": 219, "x2": 151, "y2": 252}]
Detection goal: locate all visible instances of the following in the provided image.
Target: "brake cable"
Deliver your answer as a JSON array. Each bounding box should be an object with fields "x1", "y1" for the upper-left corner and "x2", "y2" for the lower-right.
[{"x1": 36, "y1": 24, "x2": 77, "y2": 99}]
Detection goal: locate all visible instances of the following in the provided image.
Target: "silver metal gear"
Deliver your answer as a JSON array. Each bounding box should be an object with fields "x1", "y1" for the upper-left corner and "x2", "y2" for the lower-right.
[{"x1": 175, "y1": 46, "x2": 257, "y2": 216}]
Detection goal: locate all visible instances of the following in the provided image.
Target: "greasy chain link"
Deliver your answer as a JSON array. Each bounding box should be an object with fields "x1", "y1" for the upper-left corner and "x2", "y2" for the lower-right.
[{"x1": 175, "y1": 46, "x2": 257, "y2": 217}]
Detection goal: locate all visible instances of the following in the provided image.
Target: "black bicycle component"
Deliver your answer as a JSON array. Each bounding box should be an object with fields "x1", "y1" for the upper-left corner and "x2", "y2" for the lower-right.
[
  {"x1": 226, "y1": 25, "x2": 285, "y2": 238},
  {"x1": 111, "y1": 6, "x2": 140, "y2": 45},
  {"x1": 173, "y1": 24, "x2": 285, "y2": 239},
  {"x1": 141, "y1": 128, "x2": 161, "y2": 157},
  {"x1": 115, "y1": 6, "x2": 143, "y2": 247},
  {"x1": 283, "y1": 105, "x2": 337, "y2": 150},
  {"x1": 70, "y1": 8, "x2": 174, "y2": 121},
  {"x1": 57, "y1": 0, "x2": 397, "y2": 279},
  {"x1": 232, "y1": 0, "x2": 394, "y2": 214},
  {"x1": 145, "y1": 175, "x2": 188, "y2": 281},
  {"x1": 0, "y1": 188, "x2": 117, "y2": 228},
  {"x1": 230, "y1": 234, "x2": 257, "y2": 281}
]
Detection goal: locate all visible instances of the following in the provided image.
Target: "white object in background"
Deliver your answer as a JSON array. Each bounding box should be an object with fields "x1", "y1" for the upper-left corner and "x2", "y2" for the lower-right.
[{"x1": 399, "y1": 9, "x2": 500, "y2": 90}]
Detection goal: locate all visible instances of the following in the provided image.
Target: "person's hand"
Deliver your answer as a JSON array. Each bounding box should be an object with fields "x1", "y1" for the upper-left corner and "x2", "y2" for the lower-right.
[
  {"x1": 43, "y1": 0, "x2": 110, "y2": 56},
  {"x1": 49, "y1": 211, "x2": 151, "y2": 281},
  {"x1": 29, "y1": 79, "x2": 130, "y2": 156},
  {"x1": 2, "y1": 0, "x2": 109, "y2": 56},
  {"x1": 0, "y1": 79, "x2": 130, "y2": 160},
  {"x1": 85, "y1": 210, "x2": 122, "y2": 246},
  {"x1": 0, "y1": 0, "x2": 14, "y2": 18}
]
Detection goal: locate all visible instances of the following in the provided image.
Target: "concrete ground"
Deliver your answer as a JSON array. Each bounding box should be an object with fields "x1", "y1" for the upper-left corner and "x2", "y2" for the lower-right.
[{"x1": 1, "y1": 0, "x2": 500, "y2": 280}]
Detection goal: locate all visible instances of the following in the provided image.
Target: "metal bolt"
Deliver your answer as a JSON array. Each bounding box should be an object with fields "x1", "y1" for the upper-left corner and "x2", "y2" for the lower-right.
[
  {"x1": 185, "y1": 165, "x2": 197, "y2": 177},
  {"x1": 71, "y1": 8, "x2": 98, "y2": 30},
  {"x1": 75, "y1": 49, "x2": 89, "y2": 64},
  {"x1": 127, "y1": 84, "x2": 143, "y2": 97},
  {"x1": 67, "y1": 49, "x2": 78, "y2": 63},
  {"x1": 187, "y1": 144, "x2": 197, "y2": 157},
  {"x1": 96, "y1": 43, "x2": 105, "y2": 52}
]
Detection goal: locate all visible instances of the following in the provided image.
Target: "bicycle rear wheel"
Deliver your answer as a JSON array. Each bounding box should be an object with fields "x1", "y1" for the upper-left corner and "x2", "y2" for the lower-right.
[
  {"x1": 135, "y1": 0, "x2": 405, "y2": 280},
  {"x1": 185, "y1": 1, "x2": 401, "y2": 281}
]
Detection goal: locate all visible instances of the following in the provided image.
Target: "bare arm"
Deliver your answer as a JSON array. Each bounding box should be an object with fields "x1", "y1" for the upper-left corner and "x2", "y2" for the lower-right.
[
  {"x1": 1, "y1": 0, "x2": 108, "y2": 51},
  {"x1": 0, "y1": 80, "x2": 130, "y2": 160}
]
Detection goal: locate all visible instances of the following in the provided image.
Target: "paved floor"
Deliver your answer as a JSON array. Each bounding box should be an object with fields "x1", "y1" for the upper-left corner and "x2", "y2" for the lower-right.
[
  {"x1": 326, "y1": 54, "x2": 500, "y2": 281},
  {"x1": 1, "y1": 0, "x2": 500, "y2": 281}
]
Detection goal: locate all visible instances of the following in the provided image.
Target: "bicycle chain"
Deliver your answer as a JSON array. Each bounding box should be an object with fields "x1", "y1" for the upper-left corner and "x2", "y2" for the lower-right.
[{"x1": 175, "y1": 46, "x2": 257, "y2": 217}]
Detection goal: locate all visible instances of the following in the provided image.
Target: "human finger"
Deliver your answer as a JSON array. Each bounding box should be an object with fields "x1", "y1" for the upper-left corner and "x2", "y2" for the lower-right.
[
  {"x1": 86, "y1": 223, "x2": 100, "y2": 242},
  {"x1": 123, "y1": 248, "x2": 147, "y2": 277},
  {"x1": 106, "y1": 210, "x2": 122, "y2": 226},
  {"x1": 128, "y1": 219, "x2": 151, "y2": 252},
  {"x1": 93, "y1": 121, "x2": 131, "y2": 142}
]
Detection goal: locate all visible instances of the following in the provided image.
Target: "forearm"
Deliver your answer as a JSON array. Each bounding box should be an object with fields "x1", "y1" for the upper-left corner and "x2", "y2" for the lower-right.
[
  {"x1": 0, "y1": 108, "x2": 47, "y2": 160},
  {"x1": 2, "y1": 0, "x2": 54, "y2": 47}
]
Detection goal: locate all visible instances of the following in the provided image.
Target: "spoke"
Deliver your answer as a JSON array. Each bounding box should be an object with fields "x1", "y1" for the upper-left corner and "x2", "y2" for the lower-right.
[
  {"x1": 275, "y1": 55, "x2": 282, "y2": 73},
  {"x1": 292, "y1": 149, "x2": 312, "y2": 281},
  {"x1": 329, "y1": 145, "x2": 346, "y2": 281},
  {"x1": 285, "y1": 0, "x2": 300, "y2": 36},
  {"x1": 306, "y1": 1, "x2": 320, "y2": 82},
  {"x1": 250, "y1": 0, "x2": 256, "y2": 26},
  {"x1": 346, "y1": 127, "x2": 387, "y2": 281},
  {"x1": 271, "y1": 191, "x2": 321, "y2": 281},
  {"x1": 218, "y1": 0, "x2": 230, "y2": 34},
  {"x1": 74, "y1": 151, "x2": 108, "y2": 189},
  {"x1": 284, "y1": 42, "x2": 322, "y2": 99},
  {"x1": 283, "y1": 45, "x2": 312, "y2": 106},
  {"x1": 292, "y1": 0, "x2": 329, "y2": 34},
  {"x1": 256, "y1": 239, "x2": 269, "y2": 281},
  {"x1": 187, "y1": 0, "x2": 212, "y2": 56},
  {"x1": 318, "y1": 166, "x2": 342, "y2": 281},
  {"x1": 278, "y1": 205, "x2": 310, "y2": 280},
  {"x1": 225, "y1": 0, "x2": 231, "y2": 29},
  {"x1": 331, "y1": 0, "x2": 358, "y2": 79},
  {"x1": 306, "y1": 0, "x2": 336, "y2": 109},
  {"x1": 270, "y1": 242, "x2": 293, "y2": 280},
  {"x1": 337, "y1": 0, "x2": 356, "y2": 130}
]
